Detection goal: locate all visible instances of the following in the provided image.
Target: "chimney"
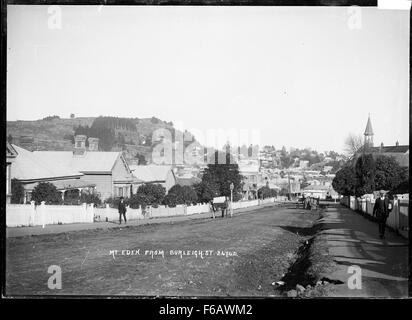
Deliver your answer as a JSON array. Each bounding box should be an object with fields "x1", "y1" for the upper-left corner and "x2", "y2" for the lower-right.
[
  {"x1": 88, "y1": 137, "x2": 99, "y2": 151},
  {"x1": 380, "y1": 142, "x2": 384, "y2": 153},
  {"x1": 73, "y1": 135, "x2": 87, "y2": 156}
]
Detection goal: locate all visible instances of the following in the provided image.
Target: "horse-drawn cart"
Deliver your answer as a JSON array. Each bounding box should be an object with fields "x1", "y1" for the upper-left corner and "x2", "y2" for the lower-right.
[{"x1": 211, "y1": 196, "x2": 229, "y2": 218}]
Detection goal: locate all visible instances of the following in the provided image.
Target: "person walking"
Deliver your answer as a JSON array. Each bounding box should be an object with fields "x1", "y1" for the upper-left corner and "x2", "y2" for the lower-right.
[
  {"x1": 373, "y1": 191, "x2": 392, "y2": 239},
  {"x1": 118, "y1": 197, "x2": 127, "y2": 224}
]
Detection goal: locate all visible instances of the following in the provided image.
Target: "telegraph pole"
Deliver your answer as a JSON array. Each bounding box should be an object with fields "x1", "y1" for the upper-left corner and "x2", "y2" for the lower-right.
[
  {"x1": 230, "y1": 182, "x2": 234, "y2": 217},
  {"x1": 287, "y1": 169, "x2": 292, "y2": 201}
]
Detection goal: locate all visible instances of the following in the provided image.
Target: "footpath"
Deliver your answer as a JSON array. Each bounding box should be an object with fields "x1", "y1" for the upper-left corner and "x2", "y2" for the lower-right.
[
  {"x1": 6, "y1": 202, "x2": 281, "y2": 238},
  {"x1": 318, "y1": 205, "x2": 409, "y2": 297}
]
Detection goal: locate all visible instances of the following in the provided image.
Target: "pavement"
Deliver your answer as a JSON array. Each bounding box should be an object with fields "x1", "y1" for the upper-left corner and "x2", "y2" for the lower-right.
[
  {"x1": 318, "y1": 205, "x2": 409, "y2": 298},
  {"x1": 6, "y1": 202, "x2": 283, "y2": 238}
]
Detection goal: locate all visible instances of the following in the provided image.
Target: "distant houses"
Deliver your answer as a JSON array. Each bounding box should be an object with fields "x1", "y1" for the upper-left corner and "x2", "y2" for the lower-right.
[{"x1": 302, "y1": 184, "x2": 338, "y2": 200}]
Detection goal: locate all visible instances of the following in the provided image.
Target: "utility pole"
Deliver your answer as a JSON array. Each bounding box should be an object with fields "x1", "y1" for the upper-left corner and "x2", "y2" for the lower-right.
[
  {"x1": 287, "y1": 169, "x2": 292, "y2": 201},
  {"x1": 230, "y1": 182, "x2": 234, "y2": 218}
]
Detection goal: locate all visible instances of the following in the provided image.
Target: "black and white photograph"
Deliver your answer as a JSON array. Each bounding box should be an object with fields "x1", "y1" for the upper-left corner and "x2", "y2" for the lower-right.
[{"x1": 3, "y1": 1, "x2": 410, "y2": 301}]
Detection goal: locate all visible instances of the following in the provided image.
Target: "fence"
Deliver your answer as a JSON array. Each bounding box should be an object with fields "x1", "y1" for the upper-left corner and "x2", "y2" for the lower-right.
[
  {"x1": 7, "y1": 198, "x2": 275, "y2": 228},
  {"x1": 6, "y1": 201, "x2": 94, "y2": 227},
  {"x1": 94, "y1": 204, "x2": 145, "y2": 222},
  {"x1": 260, "y1": 197, "x2": 276, "y2": 205},
  {"x1": 340, "y1": 196, "x2": 409, "y2": 238}
]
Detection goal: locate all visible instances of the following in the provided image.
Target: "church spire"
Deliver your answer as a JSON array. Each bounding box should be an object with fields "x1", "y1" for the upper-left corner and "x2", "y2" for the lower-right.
[{"x1": 364, "y1": 113, "x2": 374, "y2": 148}]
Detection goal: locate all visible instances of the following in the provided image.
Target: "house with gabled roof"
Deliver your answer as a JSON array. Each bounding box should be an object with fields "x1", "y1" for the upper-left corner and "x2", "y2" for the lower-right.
[
  {"x1": 32, "y1": 135, "x2": 141, "y2": 200},
  {"x1": 10, "y1": 143, "x2": 94, "y2": 203},
  {"x1": 129, "y1": 164, "x2": 176, "y2": 192}
]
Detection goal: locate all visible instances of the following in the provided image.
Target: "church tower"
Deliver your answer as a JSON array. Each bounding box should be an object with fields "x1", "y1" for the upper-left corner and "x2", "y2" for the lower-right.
[{"x1": 364, "y1": 114, "x2": 374, "y2": 148}]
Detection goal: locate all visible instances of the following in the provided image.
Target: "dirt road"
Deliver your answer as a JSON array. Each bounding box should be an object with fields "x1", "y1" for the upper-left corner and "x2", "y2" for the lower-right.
[{"x1": 6, "y1": 205, "x2": 318, "y2": 296}]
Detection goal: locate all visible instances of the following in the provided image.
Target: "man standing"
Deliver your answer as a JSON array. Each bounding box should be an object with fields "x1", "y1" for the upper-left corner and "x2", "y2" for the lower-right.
[
  {"x1": 373, "y1": 191, "x2": 392, "y2": 239},
  {"x1": 118, "y1": 197, "x2": 127, "y2": 224}
]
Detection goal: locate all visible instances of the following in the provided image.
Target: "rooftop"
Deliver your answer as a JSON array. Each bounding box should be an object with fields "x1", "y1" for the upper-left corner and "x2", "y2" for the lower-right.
[
  {"x1": 33, "y1": 150, "x2": 123, "y2": 173},
  {"x1": 11, "y1": 145, "x2": 83, "y2": 182},
  {"x1": 130, "y1": 165, "x2": 174, "y2": 183}
]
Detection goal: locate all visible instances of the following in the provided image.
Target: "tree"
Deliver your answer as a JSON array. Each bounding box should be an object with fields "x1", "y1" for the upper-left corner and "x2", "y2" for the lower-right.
[
  {"x1": 390, "y1": 177, "x2": 409, "y2": 195},
  {"x1": 43, "y1": 115, "x2": 60, "y2": 121},
  {"x1": 354, "y1": 154, "x2": 376, "y2": 197},
  {"x1": 151, "y1": 117, "x2": 160, "y2": 124},
  {"x1": 332, "y1": 166, "x2": 357, "y2": 196},
  {"x1": 279, "y1": 187, "x2": 289, "y2": 196},
  {"x1": 344, "y1": 133, "x2": 364, "y2": 158},
  {"x1": 135, "y1": 183, "x2": 166, "y2": 206},
  {"x1": 31, "y1": 182, "x2": 62, "y2": 205},
  {"x1": 194, "y1": 179, "x2": 220, "y2": 203},
  {"x1": 258, "y1": 186, "x2": 277, "y2": 199},
  {"x1": 374, "y1": 155, "x2": 408, "y2": 191},
  {"x1": 202, "y1": 150, "x2": 242, "y2": 199},
  {"x1": 163, "y1": 185, "x2": 198, "y2": 207},
  {"x1": 63, "y1": 189, "x2": 80, "y2": 205},
  {"x1": 128, "y1": 193, "x2": 151, "y2": 209},
  {"x1": 11, "y1": 179, "x2": 24, "y2": 204}
]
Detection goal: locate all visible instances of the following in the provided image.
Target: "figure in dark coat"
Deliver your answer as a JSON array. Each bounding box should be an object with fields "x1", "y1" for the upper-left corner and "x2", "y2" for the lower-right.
[
  {"x1": 118, "y1": 197, "x2": 127, "y2": 224},
  {"x1": 373, "y1": 191, "x2": 392, "y2": 239}
]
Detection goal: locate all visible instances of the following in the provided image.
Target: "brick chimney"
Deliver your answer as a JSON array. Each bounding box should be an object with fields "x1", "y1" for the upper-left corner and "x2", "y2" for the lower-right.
[
  {"x1": 88, "y1": 137, "x2": 99, "y2": 151},
  {"x1": 73, "y1": 135, "x2": 87, "y2": 156}
]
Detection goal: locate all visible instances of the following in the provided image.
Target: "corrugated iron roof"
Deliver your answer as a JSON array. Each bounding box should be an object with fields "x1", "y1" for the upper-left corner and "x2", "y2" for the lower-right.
[
  {"x1": 11, "y1": 145, "x2": 83, "y2": 182},
  {"x1": 33, "y1": 150, "x2": 122, "y2": 173},
  {"x1": 130, "y1": 165, "x2": 174, "y2": 183}
]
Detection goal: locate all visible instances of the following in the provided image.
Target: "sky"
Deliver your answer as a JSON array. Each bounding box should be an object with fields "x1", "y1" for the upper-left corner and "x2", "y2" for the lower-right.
[{"x1": 7, "y1": 5, "x2": 410, "y2": 153}]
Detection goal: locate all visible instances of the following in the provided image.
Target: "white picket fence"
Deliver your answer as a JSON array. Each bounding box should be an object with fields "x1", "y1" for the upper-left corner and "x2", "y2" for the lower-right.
[
  {"x1": 7, "y1": 198, "x2": 275, "y2": 228},
  {"x1": 6, "y1": 201, "x2": 94, "y2": 227},
  {"x1": 341, "y1": 196, "x2": 409, "y2": 239}
]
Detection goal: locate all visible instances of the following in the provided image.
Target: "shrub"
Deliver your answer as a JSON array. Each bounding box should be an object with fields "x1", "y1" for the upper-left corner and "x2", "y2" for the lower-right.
[
  {"x1": 163, "y1": 185, "x2": 198, "y2": 207},
  {"x1": 105, "y1": 196, "x2": 122, "y2": 208},
  {"x1": 80, "y1": 190, "x2": 102, "y2": 206},
  {"x1": 135, "y1": 184, "x2": 166, "y2": 206},
  {"x1": 31, "y1": 182, "x2": 62, "y2": 205},
  {"x1": 128, "y1": 193, "x2": 150, "y2": 209}
]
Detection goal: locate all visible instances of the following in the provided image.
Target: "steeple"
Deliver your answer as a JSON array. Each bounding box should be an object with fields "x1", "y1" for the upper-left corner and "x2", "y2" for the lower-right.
[{"x1": 364, "y1": 113, "x2": 374, "y2": 148}]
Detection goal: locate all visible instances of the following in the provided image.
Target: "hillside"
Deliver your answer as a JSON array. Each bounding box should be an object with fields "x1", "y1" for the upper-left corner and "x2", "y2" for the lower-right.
[{"x1": 6, "y1": 116, "x2": 194, "y2": 164}]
